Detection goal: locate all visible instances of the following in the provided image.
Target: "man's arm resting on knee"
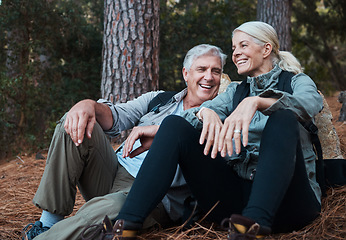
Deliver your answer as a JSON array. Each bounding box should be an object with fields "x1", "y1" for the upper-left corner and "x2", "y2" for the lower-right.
[{"x1": 65, "y1": 99, "x2": 113, "y2": 146}]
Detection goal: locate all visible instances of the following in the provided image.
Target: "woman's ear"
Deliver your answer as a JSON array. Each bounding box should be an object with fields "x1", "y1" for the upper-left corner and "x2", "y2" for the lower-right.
[{"x1": 263, "y1": 43, "x2": 273, "y2": 58}]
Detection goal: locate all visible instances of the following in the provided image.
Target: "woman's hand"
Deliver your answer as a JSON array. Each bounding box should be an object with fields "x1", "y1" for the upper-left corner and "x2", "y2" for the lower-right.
[
  {"x1": 122, "y1": 125, "x2": 160, "y2": 158},
  {"x1": 218, "y1": 96, "x2": 276, "y2": 157},
  {"x1": 198, "y1": 108, "x2": 223, "y2": 159}
]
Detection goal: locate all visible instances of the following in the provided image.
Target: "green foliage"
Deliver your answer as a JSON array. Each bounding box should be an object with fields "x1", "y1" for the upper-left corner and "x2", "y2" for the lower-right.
[
  {"x1": 0, "y1": 0, "x2": 103, "y2": 158},
  {"x1": 292, "y1": 0, "x2": 346, "y2": 92},
  {"x1": 159, "y1": 0, "x2": 257, "y2": 91}
]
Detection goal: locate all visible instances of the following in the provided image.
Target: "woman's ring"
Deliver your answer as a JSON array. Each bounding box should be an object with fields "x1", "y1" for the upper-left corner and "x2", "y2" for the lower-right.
[{"x1": 234, "y1": 129, "x2": 241, "y2": 133}]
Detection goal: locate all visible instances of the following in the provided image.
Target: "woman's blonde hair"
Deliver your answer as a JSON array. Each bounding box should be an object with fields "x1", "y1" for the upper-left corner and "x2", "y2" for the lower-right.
[{"x1": 233, "y1": 21, "x2": 303, "y2": 74}]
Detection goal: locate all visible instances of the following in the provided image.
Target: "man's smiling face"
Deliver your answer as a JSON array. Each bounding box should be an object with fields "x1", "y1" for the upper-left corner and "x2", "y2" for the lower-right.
[{"x1": 183, "y1": 54, "x2": 222, "y2": 107}]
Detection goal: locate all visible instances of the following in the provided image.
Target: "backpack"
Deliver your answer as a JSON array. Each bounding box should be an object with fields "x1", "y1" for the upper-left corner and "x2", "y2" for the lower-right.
[
  {"x1": 232, "y1": 71, "x2": 346, "y2": 196},
  {"x1": 148, "y1": 91, "x2": 177, "y2": 113}
]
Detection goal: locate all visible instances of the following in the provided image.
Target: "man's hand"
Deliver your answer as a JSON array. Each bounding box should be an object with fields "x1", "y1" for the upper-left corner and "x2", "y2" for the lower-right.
[
  {"x1": 198, "y1": 108, "x2": 223, "y2": 159},
  {"x1": 64, "y1": 100, "x2": 98, "y2": 146},
  {"x1": 122, "y1": 125, "x2": 160, "y2": 158}
]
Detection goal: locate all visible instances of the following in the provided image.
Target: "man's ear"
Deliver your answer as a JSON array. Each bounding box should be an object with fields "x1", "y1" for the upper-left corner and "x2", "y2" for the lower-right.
[
  {"x1": 182, "y1": 67, "x2": 188, "y2": 85},
  {"x1": 263, "y1": 43, "x2": 272, "y2": 58}
]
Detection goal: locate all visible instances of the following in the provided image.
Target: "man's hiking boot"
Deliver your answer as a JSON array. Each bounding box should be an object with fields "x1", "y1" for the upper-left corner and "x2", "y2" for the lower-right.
[
  {"x1": 221, "y1": 214, "x2": 271, "y2": 240},
  {"x1": 81, "y1": 215, "x2": 140, "y2": 240},
  {"x1": 21, "y1": 221, "x2": 50, "y2": 240}
]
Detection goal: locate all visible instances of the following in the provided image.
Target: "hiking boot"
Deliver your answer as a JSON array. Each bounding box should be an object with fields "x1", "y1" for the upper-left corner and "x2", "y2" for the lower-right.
[
  {"x1": 21, "y1": 221, "x2": 50, "y2": 240},
  {"x1": 221, "y1": 214, "x2": 271, "y2": 240},
  {"x1": 81, "y1": 215, "x2": 140, "y2": 240}
]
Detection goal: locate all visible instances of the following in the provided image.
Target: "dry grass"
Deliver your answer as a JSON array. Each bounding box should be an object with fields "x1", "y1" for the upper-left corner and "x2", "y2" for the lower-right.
[
  {"x1": 0, "y1": 156, "x2": 85, "y2": 239},
  {"x1": 138, "y1": 187, "x2": 346, "y2": 240},
  {"x1": 1, "y1": 151, "x2": 344, "y2": 240}
]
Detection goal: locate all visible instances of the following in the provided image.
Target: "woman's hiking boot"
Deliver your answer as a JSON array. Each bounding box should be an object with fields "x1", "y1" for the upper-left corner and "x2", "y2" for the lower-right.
[
  {"x1": 81, "y1": 215, "x2": 140, "y2": 240},
  {"x1": 221, "y1": 214, "x2": 271, "y2": 240}
]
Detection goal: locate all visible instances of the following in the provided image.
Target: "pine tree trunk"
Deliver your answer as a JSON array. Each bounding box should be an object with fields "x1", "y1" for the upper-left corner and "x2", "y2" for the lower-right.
[
  {"x1": 101, "y1": 0, "x2": 160, "y2": 103},
  {"x1": 257, "y1": 0, "x2": 292, "y2": 51}
]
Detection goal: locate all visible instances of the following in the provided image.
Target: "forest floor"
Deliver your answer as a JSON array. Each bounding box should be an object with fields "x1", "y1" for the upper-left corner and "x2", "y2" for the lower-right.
[{"x1": 0, "y1": 92, "x2": 345, "y2": 240}]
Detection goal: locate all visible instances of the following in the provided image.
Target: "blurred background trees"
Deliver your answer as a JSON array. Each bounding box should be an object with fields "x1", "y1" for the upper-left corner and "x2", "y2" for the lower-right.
[
  {"x1": 292, "y1": 0, "x2": 346, "y2": 91},
  {"x1": 0, "y1": 0, "x2": 345, "y2": 159},
  {"x1": 0, "y1": 0, "x2": 103, "y2": 158}
]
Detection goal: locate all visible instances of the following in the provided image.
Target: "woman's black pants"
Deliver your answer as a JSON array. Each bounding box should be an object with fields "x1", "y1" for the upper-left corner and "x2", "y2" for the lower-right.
[{"x1": 117, "y1": 110, "x2": 321, "y2": 233}]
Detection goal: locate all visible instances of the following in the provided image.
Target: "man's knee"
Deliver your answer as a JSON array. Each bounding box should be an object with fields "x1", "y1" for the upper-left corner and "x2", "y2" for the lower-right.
[
  {"x1": 76, "y1": 192, "x2": 128, "y2": 220},
  {"x1": 53, "y1": 112, "x2": 107, "y2": 147}
]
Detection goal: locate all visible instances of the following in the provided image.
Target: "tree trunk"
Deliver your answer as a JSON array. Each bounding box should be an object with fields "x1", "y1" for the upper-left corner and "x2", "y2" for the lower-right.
[
  {"x1": 257, "y1": 0, "x2": 292, "y2": 51},
  {"x1": 101, "y1": 0, "x2": 160, "y2": 103}
]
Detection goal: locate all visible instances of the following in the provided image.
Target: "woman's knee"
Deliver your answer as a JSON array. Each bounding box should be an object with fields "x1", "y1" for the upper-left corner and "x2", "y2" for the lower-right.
[
  {"x1": 266, "y1": 110, "x2": 299, "y2": 133},
  {"x1": 261, "y1": 109, "x2": 300, "y2": 148},
  {"x1": 269, "y1": 109, "x2": 296, "y2": 124},
  {"x1": 160, "y1": 115, "x2": 189, "y2": 128},
  {"x1": 159, "y1": 115, "x2": 196, "y2": 137}
]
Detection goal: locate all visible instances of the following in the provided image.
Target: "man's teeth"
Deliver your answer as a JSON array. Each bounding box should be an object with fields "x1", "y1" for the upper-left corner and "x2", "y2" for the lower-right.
[
  {"x1": 237, "y1": 60, "x2": 247, "y2": 65},
  {"x1": 200, "y1": 84, "x2": 212, "y2": 89}
]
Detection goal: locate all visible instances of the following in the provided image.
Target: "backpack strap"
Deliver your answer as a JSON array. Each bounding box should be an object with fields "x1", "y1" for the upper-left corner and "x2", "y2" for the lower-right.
[
  {"x1": 232, "y1": 79, "x2": 250, "y2": 112},
  {"x1": 277, "y1": 71, "x2": 294, "y2": 94},
  {"x1": 148, "y1": 91, "x2": 177, "y2": 113}
]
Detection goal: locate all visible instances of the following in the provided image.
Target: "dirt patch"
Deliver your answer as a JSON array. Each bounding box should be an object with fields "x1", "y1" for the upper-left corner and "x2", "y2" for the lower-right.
[{"x1": 0, "y1": 92, "x2": 345, "y2": 239}]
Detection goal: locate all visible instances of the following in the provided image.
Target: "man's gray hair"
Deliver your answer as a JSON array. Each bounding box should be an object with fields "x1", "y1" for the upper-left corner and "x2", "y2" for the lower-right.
[{"x1": 183, "y1": 44, "x2": 227, "y2": 71}]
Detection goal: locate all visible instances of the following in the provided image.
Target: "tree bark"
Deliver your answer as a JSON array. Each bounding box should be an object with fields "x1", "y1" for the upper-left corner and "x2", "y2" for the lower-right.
[
  {"x1": 257, "y1": 0, "x2": 292, "y2": 51},
  {"x1": 101, "y1": 0, "x2": 160, "y2": 103}
]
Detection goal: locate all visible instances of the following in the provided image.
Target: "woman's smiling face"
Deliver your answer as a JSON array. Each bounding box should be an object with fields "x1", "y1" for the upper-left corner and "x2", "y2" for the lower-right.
[{"x1": 232, "y1": 31, "x2": 272, "y2": 77}]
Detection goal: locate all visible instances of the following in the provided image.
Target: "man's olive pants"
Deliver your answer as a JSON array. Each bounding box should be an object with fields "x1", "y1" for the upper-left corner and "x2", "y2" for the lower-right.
[{"x1": 32, "y1": 115, "x2": 171, "y2": 240}]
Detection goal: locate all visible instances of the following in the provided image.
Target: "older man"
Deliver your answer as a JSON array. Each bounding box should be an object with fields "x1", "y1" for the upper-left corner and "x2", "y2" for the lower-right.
[{"x1": 22, "y1": 44, "x2": 227, "y2": 240}]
